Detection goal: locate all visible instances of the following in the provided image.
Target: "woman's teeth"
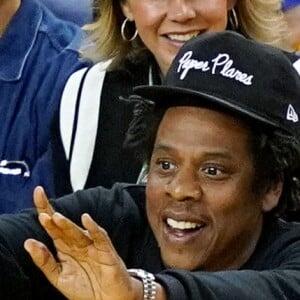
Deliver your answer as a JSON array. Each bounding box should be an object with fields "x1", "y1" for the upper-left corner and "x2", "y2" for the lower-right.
[{"x1": 167, "y1": 32, "x2": 199, "y2": 42}]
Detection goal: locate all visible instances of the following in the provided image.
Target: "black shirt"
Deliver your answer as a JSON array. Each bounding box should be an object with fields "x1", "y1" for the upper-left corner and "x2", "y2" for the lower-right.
[{"x1": 0, "y1": 183, "x2": 300, "y2": 299}]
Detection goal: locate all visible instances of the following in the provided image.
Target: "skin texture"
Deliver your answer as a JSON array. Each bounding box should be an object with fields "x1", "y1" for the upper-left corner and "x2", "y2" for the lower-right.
[
  {"x1": 146, "y1": 107, "x2": 281, "y2": 271},
  {"x1": 24, "y1": 187, "x2": 166, "y2": 300},
  {"x1": 121, "y1": 0, "x2": 236, "y2": 75},
  {"x1": 284, "y1": 5, "x2": 300, "y2": 51},
  {"x1": 0, "y1": 0, "x2": 20, "y2": 35},
  {"x1": 24, "y1": 107, "x2": 281, "y2": 298}
]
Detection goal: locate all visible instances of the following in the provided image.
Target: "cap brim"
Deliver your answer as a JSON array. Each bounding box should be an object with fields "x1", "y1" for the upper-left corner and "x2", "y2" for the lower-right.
[{"x1": 134, "y1": 85, "x2": 278, "y2": 129}]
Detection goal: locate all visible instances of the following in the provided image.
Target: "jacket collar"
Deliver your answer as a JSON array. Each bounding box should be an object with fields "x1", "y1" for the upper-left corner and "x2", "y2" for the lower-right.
[{"x1": 0, "y1": 0, "x2": 42, "y2": 81}]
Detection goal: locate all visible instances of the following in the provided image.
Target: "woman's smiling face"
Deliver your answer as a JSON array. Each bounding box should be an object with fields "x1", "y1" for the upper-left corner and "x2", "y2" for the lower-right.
[
  {"x1": 121, "y1": 0, "x2": 236, "y2": 75},
  {"x1": 146, "y1": 107, "x2": 280, "y2": 271}
]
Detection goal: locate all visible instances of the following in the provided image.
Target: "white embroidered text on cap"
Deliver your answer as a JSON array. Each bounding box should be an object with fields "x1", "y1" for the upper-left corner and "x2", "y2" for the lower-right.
[{"x1": 177, "y1": 51, "x2": 253, "y2": 86}]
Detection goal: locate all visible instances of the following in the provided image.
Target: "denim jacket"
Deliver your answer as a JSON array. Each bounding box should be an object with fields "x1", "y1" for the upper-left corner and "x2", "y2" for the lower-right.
[{"x1": 0, "y1": 0, "x2": 89, "y2": 213}]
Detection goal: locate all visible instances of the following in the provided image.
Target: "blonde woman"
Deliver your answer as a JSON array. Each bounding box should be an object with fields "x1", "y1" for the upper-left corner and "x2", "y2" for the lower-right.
[{"x1": 53, "y1": 0, "x2": 299, "y2": 197}]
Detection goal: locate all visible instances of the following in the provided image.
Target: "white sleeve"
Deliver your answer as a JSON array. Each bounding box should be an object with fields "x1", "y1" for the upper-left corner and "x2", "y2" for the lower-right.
[
  {"x1": 293, "y1": 58, "x2": 300, "y2": 76},
  {"x1": 59, "y1": 61, "x2": 110, "y2": 191}
]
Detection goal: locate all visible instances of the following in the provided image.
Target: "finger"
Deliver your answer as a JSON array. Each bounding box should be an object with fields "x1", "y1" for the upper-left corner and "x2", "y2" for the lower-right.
[
  {"x1": 38, "y1": 213, "x2": 72, "y2": 253},
  {"x1": 81, "y1": 214, "x2": 130, "y2": 286},
  {"x1": 81, "y1": 214, "x2": 116, "y2": 256},
  {"x1": 33, "y1": 186, "x2": 55, "y2": 216},
  {"x1": 38, "y1": 213, "x2": 63, "y2": 241},
  {"x1": 50, "y1": 212, "x2": 92, "y2": 248},
  {"x1": 24, "y1": 239, "x2": 60, "y2": 287},
  {"x1": 38, "y1": 213, "x2": 91, "y2": 260}
]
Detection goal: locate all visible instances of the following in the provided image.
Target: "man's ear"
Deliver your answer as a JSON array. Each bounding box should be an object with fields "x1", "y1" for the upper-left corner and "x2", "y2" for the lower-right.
[
  {"x1": 262, "y1": 181, "x2": 283, "y2": 212},
  {"x1": 120, "y1": 0, "x2": 134, "y2": 21},
  {"x1": 227, "y1": 0, "x2": 238, "y2": 10}
]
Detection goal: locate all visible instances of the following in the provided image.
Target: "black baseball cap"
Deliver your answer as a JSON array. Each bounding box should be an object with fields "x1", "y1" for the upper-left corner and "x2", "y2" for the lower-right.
[{"x1": 134, "y1": 31, "x2": 300, "y2": 138}]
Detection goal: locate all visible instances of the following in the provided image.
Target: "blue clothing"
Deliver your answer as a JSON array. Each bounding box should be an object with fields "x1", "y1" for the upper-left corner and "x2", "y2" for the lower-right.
[
  {"x1": 39, "y1": 0, "x2": 93, "y2": 26},
  {"x1": 0, "y1": 0, "x2": 89, "y2": 213},
  {"x1": 282, "y1": 0, "x2": 300, "y2": 11}
]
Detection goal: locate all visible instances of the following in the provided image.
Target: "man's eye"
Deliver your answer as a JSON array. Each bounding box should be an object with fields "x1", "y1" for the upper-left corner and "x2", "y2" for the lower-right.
[
  {"x1": 159, "y1": 161, "x2": 176, "y2": 171},
  {"x1": 202, "y1": 166, "x2": 220, "y2": 176}
]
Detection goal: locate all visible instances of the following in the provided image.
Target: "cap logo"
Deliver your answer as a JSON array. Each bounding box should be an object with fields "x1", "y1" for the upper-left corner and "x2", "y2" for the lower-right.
[
  {"x1": 286, "y1": 104, "x2": 299, "y2": 123},
  {"x1": 177, "y1": 51, "x2": 253, "y2": 86}
]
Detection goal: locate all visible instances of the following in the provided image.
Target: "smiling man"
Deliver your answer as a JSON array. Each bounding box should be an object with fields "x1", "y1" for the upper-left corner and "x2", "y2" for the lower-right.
[
  {"x1": 0, "y1": 31, "x2": 300, "y2": 300},
  {"x1": 145, "y1": 107, "x2": 268, "y2": 272}
]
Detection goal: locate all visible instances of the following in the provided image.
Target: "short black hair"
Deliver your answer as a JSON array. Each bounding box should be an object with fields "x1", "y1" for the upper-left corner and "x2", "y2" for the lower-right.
[{"x1": 123, "y1": 97, "x2": 300, "y2": 219}]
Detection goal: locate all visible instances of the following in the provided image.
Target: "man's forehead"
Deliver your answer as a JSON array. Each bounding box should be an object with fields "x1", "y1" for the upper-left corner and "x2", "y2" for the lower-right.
[
  {"x1": 154, "y1": 106, "x2": 253, "y2": 152},
  {"x1": 158, "y1": 106, "x2": 244, "y2": 129}
]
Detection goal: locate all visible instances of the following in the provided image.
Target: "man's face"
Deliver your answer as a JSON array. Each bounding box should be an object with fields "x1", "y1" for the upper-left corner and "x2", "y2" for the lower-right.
[{"x1": 146, "y1": 106, "x2": 271, "y2": 271}]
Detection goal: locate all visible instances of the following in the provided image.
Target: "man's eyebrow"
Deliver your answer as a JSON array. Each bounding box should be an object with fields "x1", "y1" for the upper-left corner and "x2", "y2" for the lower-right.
[
  {"x1": 152, "y1": 143, "x2": 183, "y2": 155},
  {"x1": 152, "y1": 143, "x2": 234, "y2": 159},
  {"x1": 152, "y1": 143, "x2": 173, "y2": 152}
]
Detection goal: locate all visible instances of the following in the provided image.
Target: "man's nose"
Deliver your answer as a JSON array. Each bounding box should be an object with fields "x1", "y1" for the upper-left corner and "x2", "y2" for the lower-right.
[
  {"x1": 165, "y1": 167, "x2": 202, "y2": 201},
  {"x1": 167, "y1": 0, "x2": 196, "y2": 22}
]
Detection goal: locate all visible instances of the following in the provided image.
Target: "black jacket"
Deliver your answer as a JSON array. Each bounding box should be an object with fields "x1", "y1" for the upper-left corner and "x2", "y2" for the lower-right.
[
  {"x1": 0, "y1": 183, "x2": 300, "y2": 299},
  {"x1": 51, "y1": 56, "x2": 162, "y2": 197},
  {"x1": 51, "y1": 51, "x2": 300, "y2": 197}
]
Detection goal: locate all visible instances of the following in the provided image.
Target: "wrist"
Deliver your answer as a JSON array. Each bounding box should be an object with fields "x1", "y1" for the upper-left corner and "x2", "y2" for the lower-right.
[
  {"x1": 130, "y1": 276, "x2": 145, "y2": 300},
  {"x1": 128, "y1": 269, "x2": 157, "y2": 300}
]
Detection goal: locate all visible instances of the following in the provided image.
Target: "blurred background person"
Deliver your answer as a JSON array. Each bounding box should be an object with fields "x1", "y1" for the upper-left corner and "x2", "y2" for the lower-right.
[
  {"x1": 39, "y1": 0, "x2": 94, "y2": 26},
  {"x1": 282, "y1": 0, "x2": 300, "y2": 52},
  {"x1": 0, "y1": 0, "x2": 89, "y2": 213},
  {"x1": 52, "y1": 0, "x2": 298, "y2": 199}
]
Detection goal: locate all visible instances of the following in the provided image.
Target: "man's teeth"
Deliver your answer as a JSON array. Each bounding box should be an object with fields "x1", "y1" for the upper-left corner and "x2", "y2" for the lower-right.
[
  {"x1": 167, "y1": 218, "x2": 201, "y2": 230},
  {"x1": 168, "y1": 32, "x2": 199, "y2": 42}
]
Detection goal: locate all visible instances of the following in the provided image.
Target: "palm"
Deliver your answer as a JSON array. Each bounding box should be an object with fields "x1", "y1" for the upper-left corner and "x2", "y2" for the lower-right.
[
  {"x1": 51, "y1": 228, "x2": 130, "y2": 300},
  {"x1": 55, "y1": 254, "x2": 100, "y2": 300},
  {"x1": 24, "y1": 187, "x2": 137, "y2": 300}
]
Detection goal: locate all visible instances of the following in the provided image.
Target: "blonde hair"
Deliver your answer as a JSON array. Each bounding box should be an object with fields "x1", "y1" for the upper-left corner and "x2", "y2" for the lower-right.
[
  {"x1": 236, "y1": 0, "x2": 290, "y2": 49},
  {"x1": 82, "y1": 0, "x2": 290, "y2": 69}
]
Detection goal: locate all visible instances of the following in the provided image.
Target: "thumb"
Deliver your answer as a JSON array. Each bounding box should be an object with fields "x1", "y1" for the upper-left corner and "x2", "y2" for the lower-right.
[{"x1": 24, "y1": 239, "x2": 60, "y2": 287}]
